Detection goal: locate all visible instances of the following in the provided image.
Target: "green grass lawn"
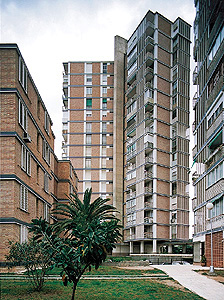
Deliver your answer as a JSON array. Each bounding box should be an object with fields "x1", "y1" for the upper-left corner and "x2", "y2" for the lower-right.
[
  {"x1": 1, "y1": 278, "x2": 204, "y2": 300},
  {"x1": 42, "y1": 265, "x2": 165, "y2": 276}
]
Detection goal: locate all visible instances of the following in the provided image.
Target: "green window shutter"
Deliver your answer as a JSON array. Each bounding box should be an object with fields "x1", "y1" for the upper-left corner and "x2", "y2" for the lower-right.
[
  {"x1": 86, "y1": 99, "x2": 92, "y2": 106},
  {"x1": 103, "y1": 98, "x2": 107, "y2": 103}
]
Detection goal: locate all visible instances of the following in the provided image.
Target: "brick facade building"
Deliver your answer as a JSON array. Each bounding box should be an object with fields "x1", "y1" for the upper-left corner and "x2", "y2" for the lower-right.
[
  {"x1": 62, "y1": 61, "x2": 114, "y2": 203},
  {"x1": 0, "y1": 44, "x2": 78, "y2": 262}
]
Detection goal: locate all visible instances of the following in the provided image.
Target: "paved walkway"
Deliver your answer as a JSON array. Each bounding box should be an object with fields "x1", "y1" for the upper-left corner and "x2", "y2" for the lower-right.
[{"x1": 155, "y1": 265, "x2": 224, "y2": 300}]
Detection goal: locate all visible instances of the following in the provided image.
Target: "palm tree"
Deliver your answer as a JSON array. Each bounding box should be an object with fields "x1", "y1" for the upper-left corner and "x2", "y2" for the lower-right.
[{"x1": 31, "y1": 188, "x2": 122, "y2": 300}]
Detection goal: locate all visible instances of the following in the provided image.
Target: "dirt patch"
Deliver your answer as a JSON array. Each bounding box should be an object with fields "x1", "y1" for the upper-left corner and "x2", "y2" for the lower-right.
[
  {"x1": 151, "y1": 278, "x2": 186, "y2": 291},
  {"x1": 197, "y1": 271, "x2": 224, "y2": 284},
  {"x1": 0, "y1": 266, "x2": 26, "y2": 274}
]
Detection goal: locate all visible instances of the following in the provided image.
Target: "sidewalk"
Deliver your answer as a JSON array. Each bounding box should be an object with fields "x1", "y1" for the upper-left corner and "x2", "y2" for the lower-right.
[{"x1": 155, "y1": 265, "x2": 224, "y2": 300}]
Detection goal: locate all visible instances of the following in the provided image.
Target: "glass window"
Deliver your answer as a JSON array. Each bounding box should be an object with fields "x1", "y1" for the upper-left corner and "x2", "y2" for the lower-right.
[
  {"x1": 86, "y1": 134, "x2": 91, "y2": 145},
  {"x1": 102, "y1": 122, "x2": 107, "y2": 132},
  {"x1": 86, "y1": 98, "x2": 92, "y2": 109},
  {"x1": 85, "y1": 158, "x2": 91, "y2": 168},
  {"x1": 86, "y1": 63, "x2": 92, "y2": 73},
  {"x1": 102, "y1": 74, "x2": 107, "y2": 85},
  {"x1": 102, "y1": 87, "x2": 107, "y2": 94},
  {"x1": 86, "y1": 87, "x2": 92, "y2": 95},
  {"x1": 86, "y1": 75, "x2": 92, "y2": 84},
  {"x1": 102, "y1": 134, "x2": 106, "y2": 145},
  {"x1": 20, "y1": 185, "x2": 28, "y2": 211},
  {"x1": 103, "y1": 63, "x2": 107, "y2": 73},
  {"x1": 102, "y1": 98, "x2": 107, "y2": 109},
  {"x1": 86, "y1": 122, "x2": 92, "y2": 133}
]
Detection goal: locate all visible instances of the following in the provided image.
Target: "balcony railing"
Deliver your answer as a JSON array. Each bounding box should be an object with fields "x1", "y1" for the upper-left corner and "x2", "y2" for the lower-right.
[
  {"x1": 207, "y1": 111, "x2": 224, "y2": 140},
  {"x1": 144, "y1": 171, "x2": 153, "y2": 180},
  {"x1": 126, "y1": 80, "x2": 137, "y2": 95},
  {"x1": 192, "y1": 66, "x2": 198, "y2": 85},
  {"x1": 144, "y1": 217, "x2": 153, "y2": 224},
  {"x1": 144, "y1": 201, "x2": 153, "y2": 209},
  {"x1": 145, "y1": 35, "x2": 154, "y2": 46},
  {"x1": 127, "y1": 150, "x2": 137, "y2": 161},
  {"x1": 145, "y1": 127, "x2": 153, "y2": 135},
  {"x1": 127, "y1": 220, "x2": 136, "y2": 226},
  {"x1": 144, "y1": 232, "x2": 153, "y2": 239},
  {"x1": 208, "y1": 40, "x2": 224, "y2": 78},
  {"x1": 144, "y1": 142, "x2": 153, "y2": 151},
  {"x1": 145, "y1": 187, "x2": 153, "y2": 194},
  {"x1": 206, "y1": 76, "x2": 224, "y2": 111},
  {"x1": 126, "y1": 191, "x2": 136, "y2": 200},
  {"x1": 126, "y1": 123, "x2": 136, "y2": 135},
  {"x1": 145, "y1": 156, "x2": 153, "y2": 164},
  {"x1": 192, "y1": 92, "x2": 198, "y2": 109},
  {"x1": 144, "y1": 81, "x2": 153, "y2": 90}
]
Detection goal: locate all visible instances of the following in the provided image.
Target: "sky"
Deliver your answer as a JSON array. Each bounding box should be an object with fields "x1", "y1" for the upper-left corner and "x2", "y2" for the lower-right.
[{"x1": 1, "y1": 0, "x2": 196, "y2": 157}]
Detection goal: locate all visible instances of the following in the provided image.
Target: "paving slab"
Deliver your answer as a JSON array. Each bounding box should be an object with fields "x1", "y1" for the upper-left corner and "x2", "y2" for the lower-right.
[{"x1": 154, "y1": 265, "x2": 224, "y2": 300}]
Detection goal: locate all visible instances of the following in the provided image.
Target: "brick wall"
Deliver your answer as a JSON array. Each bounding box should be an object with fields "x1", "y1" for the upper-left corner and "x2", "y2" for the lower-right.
[{"x1": 205, "y1": 231, "x2": 224, "y2": 268}]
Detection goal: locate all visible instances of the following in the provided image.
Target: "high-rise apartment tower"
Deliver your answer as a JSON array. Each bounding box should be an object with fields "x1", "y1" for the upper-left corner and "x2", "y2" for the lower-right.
[
  {"x1": 62, "y1": 62, "x2": 114, "y2": 202},
  {"x1": 192, "y1": 0, "x2": 224, "y2": 267},
  {"x1": 115, "y1": 11, "x2": 191, "y2": 254}
]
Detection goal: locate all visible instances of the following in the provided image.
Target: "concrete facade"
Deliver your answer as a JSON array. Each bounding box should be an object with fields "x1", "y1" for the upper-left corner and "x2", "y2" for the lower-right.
[
  {"x1": 0, "y1": 44, "x2": 78, "y2": 262},
  {"x1": 118, "y1": 11, "x2": 191, "y2": 254},
  {"x1": 192, "y1": 0, "x2": 224, "y2": 267}
]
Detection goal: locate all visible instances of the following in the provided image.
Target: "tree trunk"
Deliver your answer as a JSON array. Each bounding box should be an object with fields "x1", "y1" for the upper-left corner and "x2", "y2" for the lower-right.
[{"x1": 71, "y1": 280, "x2": 78, "y2": 300}]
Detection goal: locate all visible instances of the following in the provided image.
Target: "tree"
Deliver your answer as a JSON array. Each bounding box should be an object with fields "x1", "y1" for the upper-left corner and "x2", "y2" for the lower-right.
[
  {"x1": 6, "y1": 239, "x2": 52, "y2": 291},
  {"x1": 30, "y1": 188, "x2": 122, "y2": 300}
]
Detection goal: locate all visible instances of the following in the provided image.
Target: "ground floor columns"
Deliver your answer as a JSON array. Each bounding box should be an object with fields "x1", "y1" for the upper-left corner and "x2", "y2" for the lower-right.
[
  {"x1": 153, "y1": 239, "x2": 157, "y2": 253},
  {"x1": 130, "y1": 241, "x2": 133, "y2": 254},
  {"x1": 140, "y1": 241, "x2": 144, "y2": 254},
  {"x1": 168, "y1": 244, "x2": 172, "y2": 254}
]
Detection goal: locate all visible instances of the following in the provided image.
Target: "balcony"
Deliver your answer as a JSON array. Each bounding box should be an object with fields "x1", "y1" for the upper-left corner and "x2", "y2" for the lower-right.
[
  {"x1": 126, "y1": 206, "x2": 136, "y2": 214},
  {"x1": 126, "y1": 95, "x2": 137, "y2": 108},
  {"x1": 127, "y1": 123, "x2": 136, "y2": 137},
  {"x1": 208, "y1": 40, "x2": 224, "y2": 78},
  {"x1": 145, "y1": 126, "x2": 153, "y2": 135},
  {"x1": 144, "y1": 142, "x2": 153, "y2": 154},
  {"x1": 144, "y1": 217, "x2": 153, "y2": 224},
  {"x1": 192, "y1": 121, "x2": 196, "y2": 133},
  {"x1": 192, "y1": 145, "x2": 197, "y2": 158},
  {"x1": 127, "y1": 107, "x2": 137, "y2": 121},
  {"x1": 192, "y1": 92, "x2": 198, "y2": 109},
  {"x1": 145, "y1": 155, "x2": 153, "y2": 165},
  {"x1": 192, "y1": 66, "x2": 198, "y2": 85},
  {"x1": 205, "y1": 145, "x2": 224, "y2": 169},
  {"x1": 126, "y1": 234, "x2": 136, "y2": 240},
  {"x1": 127, "y1": 149, "x2": 137, "y2": 162},
  {"x1": 127, "y1": 220, "x2": 136, "y2": 227},
  {"x1": 126, "y1": 191, "x2": 136, "y2": 200},
  {"x1": 144, "y1": 201, "x2": 153, "y2": 209},
  {"x1": 206, "y1": 76, "x2": 224, "y2": 111},
  {"x1": 207, "y1": 110, "x2": 224, "y2": 140},
  {"x1": 127, "y1": 52, "x2": 137, "y2": 69},
  {"x1": 144, "y1": 232, "x2": 153, "y2": 239},
  {"x1": 145, "y1": 187, "x2": 153, "y2": 195},
  {"x1": 126, "y1": 80, "x2": 137, "y2": 97},
  {"x1": 192, "y1": 197, "x2": 197, "y2": 211},
  {"x1": 144, "y1": 81, "x2": 153, "y2": 90},
  {"x1": 145, "y1": 35, "x2": 154, "y2": 46},
  {"x1": 144, "y1": 171, "x2": 153, "y2": 181}
]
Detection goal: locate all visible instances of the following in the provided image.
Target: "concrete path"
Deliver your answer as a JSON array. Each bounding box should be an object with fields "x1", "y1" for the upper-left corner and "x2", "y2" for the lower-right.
[{"x1": 155, "y1": 265, "x2": 224, "y2": 300}]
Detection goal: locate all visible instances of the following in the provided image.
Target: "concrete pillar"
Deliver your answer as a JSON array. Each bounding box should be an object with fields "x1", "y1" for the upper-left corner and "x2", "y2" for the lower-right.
[
  {"x1": 140, "y1": 241, "x2": 144, "y2": 254},
  {"x1": 153, "y1": 239, "x2": 157, "y2": 253},
  {"x1": 182, "y1": 244, "x2": 187, "y2": 254},
  {"x1": 168, "y1": 244, "x2": 172, "y2": 254},
  {"x1": 130, "y1": 241, "x2": 134, "y2": 254}
]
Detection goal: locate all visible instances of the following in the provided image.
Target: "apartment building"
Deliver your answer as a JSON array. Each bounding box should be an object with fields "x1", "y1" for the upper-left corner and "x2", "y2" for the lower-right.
[
  {"x1": 192, "y1": 0, "x2": 224, "y2": 267},
  {"x1": 114, "y1": 11, "x2": 191, "y2": 254},
  {"x1": 62, "y1": 61, "x2": 114, "y2": 202},
  {"x1": 0, "y1": 44, "x2": 78, "y2": 262}
]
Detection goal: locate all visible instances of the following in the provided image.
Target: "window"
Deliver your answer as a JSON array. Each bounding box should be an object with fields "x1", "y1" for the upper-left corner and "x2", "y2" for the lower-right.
[
  {"x1": 86, "y1": 134, "x2": 92, "y2": 145},
  {"x1": 103, "y1": 63, "x2": 107, "y2": 73},
  {"x1": 102, "y1": 122, "x2": 107, "y2": 132},
  {"x1": 102, "y1": 74, "x2": 107, "y2": 85},
  {"x1": 86, "y1": 98, "x2": 92, "y2": 109},
  {"x1": 172, "y1": 81, "x2": 177, "y2": 94},
  {"x1": 44, "y1": 203, "x2": 50, "y2": 222},
  {"x1": 44, "y1": 173, "x2": 49, "y2": 193},
  {"x1": 102, "y1": 134, "x2": 106, "y2": 145},
  {"x1": 43, "y1": 140, "x2": 50, "y2": 164},
  {"x1": 102, "y1": 158, "x2": 106, "y2": 168},
  {"x1": 208, "y1": 197, "x2": 223, "y2": 219},
  {"x1": 102, "y1": 87, "x2": 107, "y2": 94},
  {"x1": 172, "y1": 182, "x2": 177, "y2": 196},
  {"x1": 208, "y1": 25, "x2": 224, "y2": 65},
  {"x1": 19, "y1": 99, "x2": 28, "y2": 131},
  {"x1": 86, "y1": 63, "x2": 92, "y2": 73},
  {"x1": 86, "y1": 75, "x2": 92, "y2": 84},
  {"x1": 172, "y1": 109, "x2": 177, "y2": 119},
  {"x1": 20, "y1": 225, "x2": 28, "y2": 243},
  {"x1": 86, "y1": 122, "x2": 92, "y2": 133},
  {"x1": 86, "y1": 87, "x2": 92, "y2": 95},
  {"x1": 85, "y1": 158, "x2": 91, "y2": 168},
  {"x1": 102, "y1": 98, "x2": 107, "y2": 109},
  {"x1": 86, "y1": 146, "x2": 91, "y2": 156},
  {"x1": 21, "y1": 145, "x2": 31, "y2": 175},
  {"x1": 20, "y1": 185, "x2": 28, "y2": 211},
  {"x1": 207, "y1": 163, "x2": 223, "y2": 187},
  {"x1": 19, "y1": 56, "x2": 27, "y2": 91},
  {"x1": 172, "y1": 138, "x2": 177, "y2": 152},
  {"x1": 44, "y1": 111, "x2": 50, "y2": 134}
]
